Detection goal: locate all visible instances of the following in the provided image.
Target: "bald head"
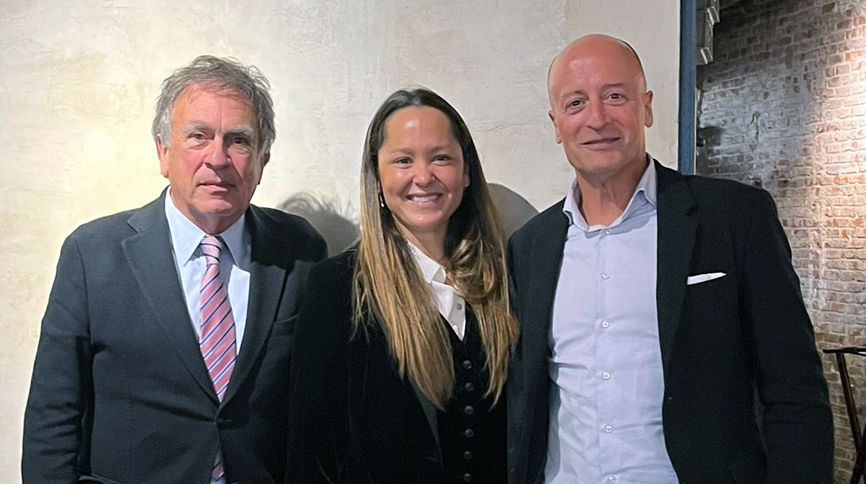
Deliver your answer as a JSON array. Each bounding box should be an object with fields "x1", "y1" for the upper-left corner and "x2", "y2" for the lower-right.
[
  {"x1": 548, "y1": 34, "x2": 647, "y2": 109},
  {"x1": 545, "y1": 33, "x2": 654, "y2": 185}
]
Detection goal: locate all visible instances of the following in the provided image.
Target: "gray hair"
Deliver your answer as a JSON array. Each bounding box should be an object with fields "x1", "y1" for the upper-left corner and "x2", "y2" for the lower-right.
[{"x1": 151, "y1": 55, "x2": 276, "y2": 157}]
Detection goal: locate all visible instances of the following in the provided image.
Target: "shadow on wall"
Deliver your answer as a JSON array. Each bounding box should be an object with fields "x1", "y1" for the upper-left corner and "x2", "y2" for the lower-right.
[
  {"x1": 277, "y1": 184, "x2": 538, "y2": 257},
  {"x1": 697, "y1": 124, "x2": 766, "y2": 189},
  {"x1": 487, "y1": 183, "x2": 539, "y2": 238},
  {"x1": 695, "y1": 125, "x2": 723, "y2": 175},
  {"x1": 278, "y1": 193, "x2": 359, "y2": 257}
]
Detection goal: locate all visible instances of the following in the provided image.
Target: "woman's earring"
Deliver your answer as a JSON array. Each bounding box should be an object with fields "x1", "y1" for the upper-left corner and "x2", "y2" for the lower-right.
[{"x1": 378, "y1": 192, "x2": 386, "y2": 209}]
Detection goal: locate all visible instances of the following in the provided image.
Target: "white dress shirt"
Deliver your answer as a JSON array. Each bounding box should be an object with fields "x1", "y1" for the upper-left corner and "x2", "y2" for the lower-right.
[
  {"x1": 545, "y1": 160, "x2": 679, "y2": 484},
  {"x1": 408, "y1": 241, "x2": 467, "y2": 340},
  {"x1": 164, "y1": 191, "x2": 252, "y2": 484}
]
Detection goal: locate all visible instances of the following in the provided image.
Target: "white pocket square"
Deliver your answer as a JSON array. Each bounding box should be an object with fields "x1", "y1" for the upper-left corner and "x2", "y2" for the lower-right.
[{"x1": 686, "y1": 272, "x2": 726, "y2": 285}]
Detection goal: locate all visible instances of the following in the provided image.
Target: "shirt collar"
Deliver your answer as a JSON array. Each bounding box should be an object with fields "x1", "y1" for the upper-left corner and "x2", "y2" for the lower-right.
[
  {"x1": 164, "y1": 188, "x2": 248, "y2": 266},
  {"x1": 407, "y1": 240, "x2": 448, "y2": 285},
  {"x1": 563, "y1": 154, "x2": 657, "y2": 230}
]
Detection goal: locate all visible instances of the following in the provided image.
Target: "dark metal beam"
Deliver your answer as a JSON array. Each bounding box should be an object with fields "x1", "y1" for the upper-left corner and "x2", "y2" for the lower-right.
[{"x1": 679, "y1": 0, "x2": 697, "y2": 174}]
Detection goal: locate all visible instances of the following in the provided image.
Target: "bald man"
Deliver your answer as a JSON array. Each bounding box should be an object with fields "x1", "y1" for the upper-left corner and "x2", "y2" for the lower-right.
[{"x1": 506, "y1": 35, "x2": 832, "y2": 484}]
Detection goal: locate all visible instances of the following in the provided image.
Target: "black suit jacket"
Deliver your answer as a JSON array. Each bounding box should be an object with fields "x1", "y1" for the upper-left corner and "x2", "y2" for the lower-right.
[
  {"x1": 506, "y1": 161, "x2": 833, "y2": 484},
  {"x1": 287, "y1": 249, "x2": 495, "y2": 484},
  {"x1": 22, "y1": 192, "x2": 326, "y2": 484}
]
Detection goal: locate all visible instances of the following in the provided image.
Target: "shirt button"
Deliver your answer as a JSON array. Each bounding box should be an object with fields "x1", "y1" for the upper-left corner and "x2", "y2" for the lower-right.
[
  {"x1": 601, "y1": 320, "x2": 610, "y2": 328},
  {"x1": 463, "y1": 450, "x2": 473, "y2": 460},
  {"x1": 606, "y1": 476, "x2": 617, "y2": 482},
  {"x1": 462, "y1": 360, "x2": 472, "y2": 369},
  {"x1": 604, "y1": 229, "x2": 612, "y2": 235},
  {"x1": 464, "y1": 405, "x2": 474, "y2": 415},
  {"x1": 464, "y1": 382, "x2": 475, "y2": 392},
  {"x1": 601, "y1": 272, "x2": 610, "y2": 280},
  {"x1": 604, "y1": 425, "x2": 613, "y2": 433},
  {"x1": 602, "y1": 371, "x2": 611, "y2": 380},
  {"x1": 463, "y1": 473, "x2": 472, "y2": 482},
  {"x1": 464, "y1": 428, "x2": 475, "y2": 438},
  {"x1": 457, "y1": 302, "x2": 463, "y2": 310}
]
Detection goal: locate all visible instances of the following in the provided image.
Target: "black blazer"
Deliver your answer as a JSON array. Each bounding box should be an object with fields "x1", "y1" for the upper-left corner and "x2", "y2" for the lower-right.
[
  {"x1": 286, "y1": 250, "x2": 506, "y2": 484},
  {"x1": 506, "y1": 161, "x2": 833, "y2": 484},
  {"x1": 22, "y1": 192, "x2": 326, "y2": 484}
]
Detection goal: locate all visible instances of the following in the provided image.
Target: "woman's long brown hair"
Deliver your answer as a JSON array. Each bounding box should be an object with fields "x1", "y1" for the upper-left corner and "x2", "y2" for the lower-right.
[{"x1": 353, "y1": 87, "x2": 518, "y2": 409}]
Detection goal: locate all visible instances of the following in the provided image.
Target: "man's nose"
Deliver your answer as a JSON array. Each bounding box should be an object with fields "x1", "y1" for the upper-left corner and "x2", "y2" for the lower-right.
[
  {"x1": 205, "y1": 139, "x2": 231, "y2": 168},
  {"x1": 586, "y1": 101, "x2": 609, "y2": 129}
]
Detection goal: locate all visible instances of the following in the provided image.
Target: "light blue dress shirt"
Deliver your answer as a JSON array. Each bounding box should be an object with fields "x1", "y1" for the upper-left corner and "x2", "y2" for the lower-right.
[
  {"x1": 164, "y1": 191, "x2": 251, "y2": 484},
  {"x1": 545, "y1": 160, "x2": 679, "y2": 484}
]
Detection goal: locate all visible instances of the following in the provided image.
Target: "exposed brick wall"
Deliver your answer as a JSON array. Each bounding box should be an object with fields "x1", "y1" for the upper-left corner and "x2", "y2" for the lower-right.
[{"x1": 697, "y1": 0, "x2": 866, "y2": 480}]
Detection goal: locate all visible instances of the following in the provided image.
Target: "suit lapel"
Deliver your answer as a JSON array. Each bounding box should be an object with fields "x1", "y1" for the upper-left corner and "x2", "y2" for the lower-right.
[
  {"x1": 655, "y1": 162, "x2": 698, "y2": 375},
  {"x1": 123, "y1": 193, "x2": 216, "y2": 401},
  {"x1": 222, "y1": 206, "x2": 289, "y2": 403}
]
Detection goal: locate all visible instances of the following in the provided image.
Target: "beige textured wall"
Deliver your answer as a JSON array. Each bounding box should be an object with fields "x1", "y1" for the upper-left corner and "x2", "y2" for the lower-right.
[{"x1": 0, "y1": 0, "x2": 679, "y2": 478}]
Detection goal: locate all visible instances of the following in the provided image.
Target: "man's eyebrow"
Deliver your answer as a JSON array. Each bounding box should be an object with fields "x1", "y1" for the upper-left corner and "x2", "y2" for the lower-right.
[
  {"x1": 559, "y1": 84, "x2": 630, "y2": 100},
  {"x1": 225, "y1": 126, "x2": 255, "y2": 138},
  {"x1": 560, "y1": 89, "x2": 587, "y2": 98},
  {"x1": 181, "y1": 123, "x2": 256, "y2": 141},
  {"x1": 182, "y1": 121, "x2": 213, "y2": 135}
]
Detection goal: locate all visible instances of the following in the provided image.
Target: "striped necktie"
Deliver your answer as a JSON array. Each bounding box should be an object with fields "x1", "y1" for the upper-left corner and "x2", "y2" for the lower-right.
[{"x1": 199, "y1": 235, "x2": 237, "y2": 481}]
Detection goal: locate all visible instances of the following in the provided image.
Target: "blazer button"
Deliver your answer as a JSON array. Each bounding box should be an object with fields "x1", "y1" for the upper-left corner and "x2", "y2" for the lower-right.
[
  {"x1": 463, "y1": 428, "x2": 474, "y2": 438},
  {"x1": 464, "y1": 382, "x2": 475, "y2": 392},
  {"x1": 463, "y1": 472, "x2": 472, "y2": 482},
  {"x1": 462, "y1": 359, "x2": 472, "y2": 369},
  {"x1": 464, "y1": 405, "x2": 474, "y2": 415},
  {"x1": 463, "y1": 450, "x2": 473, "y2": 460}
]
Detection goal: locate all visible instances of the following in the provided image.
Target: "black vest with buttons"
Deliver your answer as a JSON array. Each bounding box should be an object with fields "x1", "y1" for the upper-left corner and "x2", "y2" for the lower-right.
[{"x1": 437, "y1": 307, "x2": 507, "y2": 484}]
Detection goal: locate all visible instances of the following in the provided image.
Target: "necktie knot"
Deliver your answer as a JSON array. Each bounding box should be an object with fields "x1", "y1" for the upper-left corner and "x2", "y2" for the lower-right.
[{"x1": 200, "y1": 235, "x2": 222, "y2": 264}]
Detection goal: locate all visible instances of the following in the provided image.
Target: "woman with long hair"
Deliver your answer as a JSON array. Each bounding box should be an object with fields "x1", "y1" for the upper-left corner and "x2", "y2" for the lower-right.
[{"x1": 286, "y1": 87, "x2": 518, "y2": 483}]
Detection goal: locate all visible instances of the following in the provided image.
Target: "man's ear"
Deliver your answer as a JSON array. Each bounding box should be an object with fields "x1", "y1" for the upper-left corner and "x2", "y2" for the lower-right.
[
  {"x1": 644, "y1": 90, "x2": 654, "y2": 128},
  {"x1": 256, "y1": 152, "x2": 270, "y2": 185},
  {"x1": 156, "y1": 135, "x2": 170, "y2": 178},
  {"x1": 549, "y1": 109, "x2": 562, "y2": 144}
]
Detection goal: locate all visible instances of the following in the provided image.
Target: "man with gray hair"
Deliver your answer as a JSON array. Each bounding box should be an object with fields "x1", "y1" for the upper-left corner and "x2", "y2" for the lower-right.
[{"x1": 23, "y1": 55, "x2": 326, "y2": 483}]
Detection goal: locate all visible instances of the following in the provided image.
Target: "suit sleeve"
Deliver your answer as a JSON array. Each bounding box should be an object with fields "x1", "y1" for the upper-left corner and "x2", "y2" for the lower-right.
[
  {"x1": 22, "y1": 235, "x2": 92, "y2": 483},
  {"x1": 285, "y1": 260, "x2": 351, "y2": 484},
  {"x1": 505, "y1": 235, "x2": 525, "y2": 482},
  {"x1": 743, "y1": 190, "x2": 833, "y2": 483},
  {"x1": 505, "y1": 235, "x2": 521, "y2": 397}
]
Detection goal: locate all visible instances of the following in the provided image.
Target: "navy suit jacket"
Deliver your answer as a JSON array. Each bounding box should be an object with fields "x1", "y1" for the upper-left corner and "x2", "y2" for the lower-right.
[
  {"x1": 23, "y1": 192, "x2": 326, "y2": 484},
  {"x1": 506, "y1": 161, "x2": 833, "y2": 484}
]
